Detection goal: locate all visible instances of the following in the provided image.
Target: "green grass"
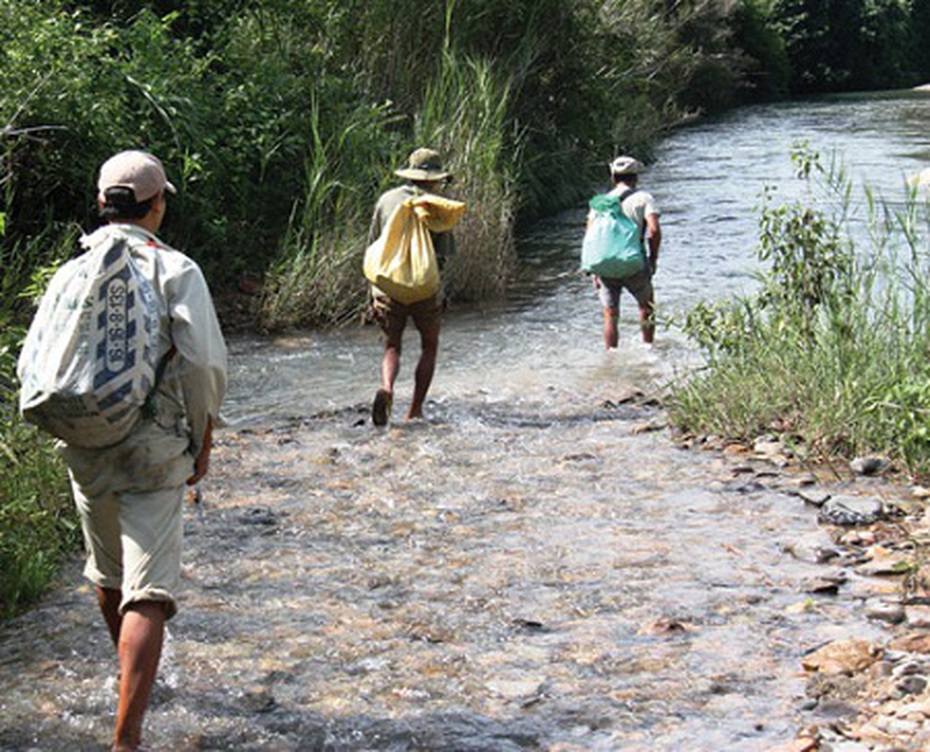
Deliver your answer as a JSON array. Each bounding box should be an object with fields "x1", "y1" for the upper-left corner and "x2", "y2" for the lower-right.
[
  {"x1": 670, "y1": 147, "x2": 930, "y2": 480},
  {"x1": 0, "y1": 415, "x2": 77, "y2": 619}
]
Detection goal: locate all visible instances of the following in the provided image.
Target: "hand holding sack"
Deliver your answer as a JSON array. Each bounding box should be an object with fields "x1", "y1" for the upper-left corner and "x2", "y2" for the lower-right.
[{"x1": 364, "y1": 194, "x2": 466, "y2": 304}]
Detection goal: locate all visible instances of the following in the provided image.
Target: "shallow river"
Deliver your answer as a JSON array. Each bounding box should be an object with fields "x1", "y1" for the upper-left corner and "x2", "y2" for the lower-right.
[{"x1": 2, "y1": 90, "x2": 929, "y2": 751}]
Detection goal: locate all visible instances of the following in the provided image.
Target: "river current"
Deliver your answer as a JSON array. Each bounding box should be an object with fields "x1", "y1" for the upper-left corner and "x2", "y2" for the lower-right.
[{"x1": 2, "y1": 90, "x2": 929, "y2": 751}]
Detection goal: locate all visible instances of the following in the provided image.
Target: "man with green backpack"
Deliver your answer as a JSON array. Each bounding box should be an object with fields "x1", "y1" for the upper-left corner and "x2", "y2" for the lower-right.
[{"x1": 581, "y1": 155, "x2": 662, "y2": 347}]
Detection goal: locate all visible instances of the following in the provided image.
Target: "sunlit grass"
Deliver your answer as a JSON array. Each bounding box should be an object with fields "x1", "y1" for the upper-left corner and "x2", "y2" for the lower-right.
[
  {"x1": 0, "y1": 416, "x2": 77, "y2": 619},
  {"x1": 671, "y1": 148, "x2": 930, "y2": 479}
]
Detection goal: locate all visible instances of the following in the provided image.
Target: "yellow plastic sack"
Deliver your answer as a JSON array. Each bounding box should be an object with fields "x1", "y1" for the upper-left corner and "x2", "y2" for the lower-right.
[
  {"x1": 363, "y1": 195, "x2": 466, "y2": 304},
  {"x1": 411, "y1": 194, "x2": 467, "y2": 232}
]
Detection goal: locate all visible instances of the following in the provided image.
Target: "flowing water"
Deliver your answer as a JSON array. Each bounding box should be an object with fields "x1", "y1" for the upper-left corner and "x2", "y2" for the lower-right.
[{"x1": 3, "y1": 90, "x2": 930, "y2": 751}]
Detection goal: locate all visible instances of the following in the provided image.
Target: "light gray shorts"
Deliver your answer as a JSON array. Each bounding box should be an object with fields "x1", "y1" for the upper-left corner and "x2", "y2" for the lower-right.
[
  {"x1": 597, "y1": 268, "x2": 654, "y2": 311},
  {"x1": 59, "y1": 418, "x2": 194, "y2": 619}
]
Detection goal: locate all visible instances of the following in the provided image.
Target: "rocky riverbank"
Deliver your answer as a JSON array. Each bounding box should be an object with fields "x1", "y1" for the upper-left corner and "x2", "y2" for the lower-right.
[{"x1": 684, "y1": 434, "x2": 930, "y2": 752}]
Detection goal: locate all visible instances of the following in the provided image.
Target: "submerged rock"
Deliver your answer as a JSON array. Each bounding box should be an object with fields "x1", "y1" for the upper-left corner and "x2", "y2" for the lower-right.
[
  {"x1": 863, "y1": 599, "x2": 906, "y2": 625},
  {"x1": 802, "y1": 638, "x2": 882, "y2": 676}
]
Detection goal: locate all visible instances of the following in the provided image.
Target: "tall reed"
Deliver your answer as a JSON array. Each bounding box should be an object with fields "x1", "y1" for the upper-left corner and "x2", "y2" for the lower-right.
[
  {"x1": 260, "y1": 46, "x2": 523, "y2": 328},
  {"x1": 415, "y1": 50, "x2": 521, "y2": 300},
  {"x1": 259, "y1": 96, "x2": 397, "y2": 329}
]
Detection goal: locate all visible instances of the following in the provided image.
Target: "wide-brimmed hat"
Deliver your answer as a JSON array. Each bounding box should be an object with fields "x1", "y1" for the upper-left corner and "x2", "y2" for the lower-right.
[
  {"x1": 609, "y1": 155, "x2": 644, "y2": 176},
  {"x1": 395, "y1": 148, "x2": 451, "y2": 182},
  {"x1": 98, "y1": 150, "x2": 176, "y2": 202}
]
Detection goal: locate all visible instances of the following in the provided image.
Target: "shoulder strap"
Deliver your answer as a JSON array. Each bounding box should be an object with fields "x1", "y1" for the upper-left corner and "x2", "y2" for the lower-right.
[
  {"x1": 617, "y1": 187, "x2": 638, "y2": 204},
  {"x1": 141, "y1": 345, "x2": 177, "y2": 419},
  {"x1": 617, "y1": 188, "x2": 646, "y2": 249}
]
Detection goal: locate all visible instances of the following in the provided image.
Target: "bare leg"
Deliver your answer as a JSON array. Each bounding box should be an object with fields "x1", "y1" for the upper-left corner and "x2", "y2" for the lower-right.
[
  {"x1": 602, "y1": 307, "x2": 619, "y2": 350},
  {"x1": 96, "y1": 585, "x2": 123, "y2": 647},
  {"x1": 112, "y1": 601, "x2": 167, "y2": 751},
  {"x1": 380, "y1": 342, "x2": 400, "y2": 394},
  {"x1": 638, "y1": 298, "x2": 656, "y2": 344},
  {"x1": 407, "y1": 323, "x2": 439, "y2": 420}
]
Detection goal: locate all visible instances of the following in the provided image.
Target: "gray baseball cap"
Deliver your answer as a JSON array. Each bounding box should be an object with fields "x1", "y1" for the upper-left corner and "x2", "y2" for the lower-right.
[{"x1": 98, "y1": 150, "x2": 177, "y2": 202}]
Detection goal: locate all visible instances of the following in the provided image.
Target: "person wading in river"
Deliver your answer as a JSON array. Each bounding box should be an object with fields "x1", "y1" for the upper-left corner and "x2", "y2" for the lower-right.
[
  {"x1": 589, "y1": 155, "x2": 662, "y2": 347},
  {"x1": 42, "y1": 151, "x2": 227, "y2": 751},
  {"x1": 366, "y1": 147, "x2": 456, "y2": 426}
]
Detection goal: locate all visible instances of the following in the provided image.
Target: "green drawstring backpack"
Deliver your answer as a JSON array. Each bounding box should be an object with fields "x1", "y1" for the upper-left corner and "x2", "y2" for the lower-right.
[{"x1": 580, "y1": 189, "x2": 645, "y2": 278}]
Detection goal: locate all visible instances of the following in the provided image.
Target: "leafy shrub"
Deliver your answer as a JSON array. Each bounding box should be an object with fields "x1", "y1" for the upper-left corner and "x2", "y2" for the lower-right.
[{"x1": 673, "y1": 146, "x2": 930, "y2": 479}]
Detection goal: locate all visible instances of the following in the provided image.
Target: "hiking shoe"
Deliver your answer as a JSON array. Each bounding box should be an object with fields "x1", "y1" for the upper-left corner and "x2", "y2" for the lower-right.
[{"x1": 372, "y1": 389, "x2": 392, "y2": 427}]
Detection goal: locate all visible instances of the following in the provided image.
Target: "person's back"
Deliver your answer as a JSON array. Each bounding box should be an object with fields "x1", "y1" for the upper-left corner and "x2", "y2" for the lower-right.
[
  {"x1": 586, "y1": 155, "x2": 661, "y2": 348},
  {"x1": 366, "y1": 148, "x2": 460, "y2": 426},
  {"x1": 20, "y1": 150, "x2": 227, "y2": 752}
]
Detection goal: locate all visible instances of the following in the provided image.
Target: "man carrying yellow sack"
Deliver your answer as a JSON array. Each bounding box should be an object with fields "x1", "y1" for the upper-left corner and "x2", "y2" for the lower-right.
[{"x1": 364, "y1": 147, "x2": 465, "y2": 426}]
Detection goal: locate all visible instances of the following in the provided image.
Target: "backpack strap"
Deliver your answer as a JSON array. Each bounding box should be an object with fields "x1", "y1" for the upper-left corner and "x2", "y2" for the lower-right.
[
  {"x1": 617, "y1": 187, "x2": 639, "y2": 205},
  {"x1": 616, "y1": 188, "x2": 645, "y2": 249},
  {"x1": 141, "y1": 345, "x2": 178, "y2": 419}
]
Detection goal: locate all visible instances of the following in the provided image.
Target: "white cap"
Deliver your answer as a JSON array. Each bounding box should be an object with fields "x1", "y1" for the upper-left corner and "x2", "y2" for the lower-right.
[
  {"x1": 609, "y1": 155, "x2": 644, "y2": 176},
  {"x1": 98, "y1": 150, "x2": 176, "y2": 202}
]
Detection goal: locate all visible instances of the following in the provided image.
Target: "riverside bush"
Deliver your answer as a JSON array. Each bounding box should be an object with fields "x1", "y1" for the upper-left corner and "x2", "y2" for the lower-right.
[
  {"x1": 672, "y1": 147, "x2": 930, "y2": 479},
  {"x1": 0, "y1": 230, "x2": 79, "y2": 618},
  {"x1": 0, "y1": 413, "x2": 75, "y2": 619}
]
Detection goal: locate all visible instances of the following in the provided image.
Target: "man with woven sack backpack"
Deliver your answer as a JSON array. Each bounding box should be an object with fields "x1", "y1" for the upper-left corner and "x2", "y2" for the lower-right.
[
  {"x1": 583, "y1": 155, "x2": 662, "y2": 347},
  {"x1": 17, "y1": 150, "x2": 227, "y2": 751}
]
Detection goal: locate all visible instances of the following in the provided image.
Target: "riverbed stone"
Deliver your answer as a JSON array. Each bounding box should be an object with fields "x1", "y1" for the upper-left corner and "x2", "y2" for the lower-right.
[
  {"x1": 803, "y1": 572, "x2": 847, "y2": 595},
  {"x1": 850, "y1": 456, "x2": 891, "y2": 476},
  {"x1": 763, "y1": 739, "x2": 819, "y2": 752},
  {"x1": 797, "y1": 489, "x2": 831, "y2": 507},
  {"x1": 905, "y1": 606, "x2": 930, "y2": 628},
  {"x1": 889, "y1": 633, "x2": 930, "y2": 654},
  {"x1": 802, "y1": 638, "x2": 881, "y2": 676},
  {"x1": 891, "y1": 659, "x2": 930, "y2": 679},
  {"x1": 814, "y1": 697, "x2": 861, "y2": 720},
  {"x1": 864, "y1": 599, "x2": 906, "y2": 625},
  {"x1": 753, "y1": 436, "x2": 791, "y2": 466},
  {"x1": 485, "y1": 677, "x2": 546, "y2": 699},
  {"x1": 855, "y1": 547, "x2": 908, "y2": 577},
  {"x1": 790, "y1": 473, "x2": 819, "y2": 488},
  {"x1": 630, "y1": 419, "x2": 666, "y2": 434},
  {"x1": 895, "y1": 696, "x2": 930, "y2": 717},
  {"x1": 824, "y1": 740, "x2": 877, "y2": 752},
  {"x1": 818, "y1": 495, "x2": 885, "y2": 526},
  {"x1": 896, "y1": 674, "x2": 928, "y2": 696}
]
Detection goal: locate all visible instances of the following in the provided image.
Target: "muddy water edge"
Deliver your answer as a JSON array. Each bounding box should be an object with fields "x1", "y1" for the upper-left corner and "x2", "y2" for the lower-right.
[{"x1": 4, "y1": 90, "x2": 930, "y2": 751}]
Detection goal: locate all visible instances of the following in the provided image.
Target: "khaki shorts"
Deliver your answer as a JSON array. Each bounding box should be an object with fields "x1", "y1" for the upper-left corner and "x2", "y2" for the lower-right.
[
  {"x1": 597, "y1": 268, "x2": 654, "y2": 311},
  {"x1": 59, "y1": 418, "x2": 194, "y2": 619},
  {"x1": 371, "y1": 292, "x2": 443, "y2": 346}
]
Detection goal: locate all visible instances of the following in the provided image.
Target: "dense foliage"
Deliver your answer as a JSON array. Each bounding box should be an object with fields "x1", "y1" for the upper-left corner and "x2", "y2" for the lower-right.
[
  {"x1": 2, "y1": 1, "x2": 717, "y2": 328},
  {"x1": 3, "y1": 1, "x2": 927, "y2": 326},
  {"x1": 771, "y1": 0, "x2": 923, "y2": 93}
]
